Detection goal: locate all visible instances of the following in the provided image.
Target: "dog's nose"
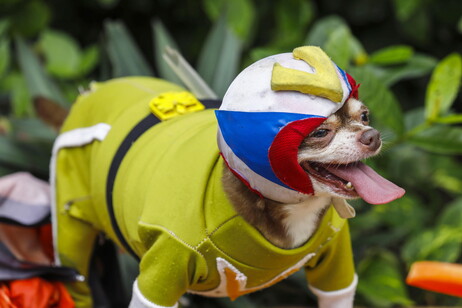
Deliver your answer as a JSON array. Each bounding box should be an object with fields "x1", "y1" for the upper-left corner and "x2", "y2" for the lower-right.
[{"x1": 358, "y1": 129, "x2": 381, "y2": 151}]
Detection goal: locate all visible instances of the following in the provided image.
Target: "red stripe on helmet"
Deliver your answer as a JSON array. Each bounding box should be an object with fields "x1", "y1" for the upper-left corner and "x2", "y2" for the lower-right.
[
  {"x1": 346, "y1": 73, "x2": 360, "y2": 100},
  {"x1": 268, "y1": 117, "x2": 326, "y2": 195}
]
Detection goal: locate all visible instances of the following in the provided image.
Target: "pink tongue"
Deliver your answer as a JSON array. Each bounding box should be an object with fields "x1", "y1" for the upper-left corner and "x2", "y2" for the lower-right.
[{"x1": 325, "y1": 162, "x2": 405, "y2": 204}]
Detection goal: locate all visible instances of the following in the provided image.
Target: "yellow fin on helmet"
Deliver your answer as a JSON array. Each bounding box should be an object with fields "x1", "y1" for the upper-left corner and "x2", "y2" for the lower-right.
[{"x1": 271, "y1": 46, "x2": 343, "y2": 103}]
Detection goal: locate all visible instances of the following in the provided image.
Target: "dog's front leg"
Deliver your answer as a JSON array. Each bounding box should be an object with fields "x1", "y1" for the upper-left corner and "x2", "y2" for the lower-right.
[
  {"x1": 304, "y1": 224, "x2": 357, "y2": 308},
  {"x1": 128, "y1": 225, "x2": 208, "y2": 308},
  {"x1": 309, "y1": 274, "x2": 358, "y2": 308}
]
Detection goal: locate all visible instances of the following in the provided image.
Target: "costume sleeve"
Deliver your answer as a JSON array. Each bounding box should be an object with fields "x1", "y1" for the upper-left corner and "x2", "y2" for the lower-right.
[
  {"x1": 129, "y1": 225, "x2": 208, "y2": 308},
  {"x1": 304, "y1": 222, "x2": 357, "y2": 308}
]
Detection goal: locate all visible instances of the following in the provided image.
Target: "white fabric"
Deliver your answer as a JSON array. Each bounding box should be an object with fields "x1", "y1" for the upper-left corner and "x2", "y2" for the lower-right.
[
  {"x1": 129, "y1": 280, "x2": 178, "y2": 308},
  {"x1": 192, "y1": 253, "x2": 316, "y2": 297},
  {"x1": 49, "y1": 123, "x2": 111, "y2": 265},
  {"x1": 309, "y1": 274, "x2": 358, "y2": 308},
  {"x1": 0, "y1": 172, "x2": 50, "y2": 205}
]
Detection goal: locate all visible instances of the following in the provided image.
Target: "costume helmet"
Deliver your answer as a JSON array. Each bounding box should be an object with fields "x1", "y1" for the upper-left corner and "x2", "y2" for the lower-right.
[{"x1": 215, "y1": 46, "x2": 359, "y2": 203}]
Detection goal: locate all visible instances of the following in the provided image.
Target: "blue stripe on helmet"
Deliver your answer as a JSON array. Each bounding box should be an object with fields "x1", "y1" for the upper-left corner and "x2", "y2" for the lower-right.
[
  {"x1": 336, "y1": 65, "x2": 351, "y2": 93},
  {"x1": 215, "y1": 110, "x2": 325, "y2": 189}
]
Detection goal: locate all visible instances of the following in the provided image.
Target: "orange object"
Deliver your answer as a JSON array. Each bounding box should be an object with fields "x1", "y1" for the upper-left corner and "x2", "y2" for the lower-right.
[
  {"x1": 406, "y1": 261, "x2": 462, "y2": 297},
  {"x1": 0, "y1": 278, "x2": 74, "y2": 308}
]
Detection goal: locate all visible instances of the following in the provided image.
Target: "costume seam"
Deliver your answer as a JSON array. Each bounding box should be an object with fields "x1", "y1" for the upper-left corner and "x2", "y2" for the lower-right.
[
  {"x1": 138, "y1": 221, "x2": 206, "y2": 260},
  {"x1": 207, "y1": 214, "x2": 239, "y2": 237},
  {"x1": 120, "y1": 80, "x2": 157, "y2": 94}
]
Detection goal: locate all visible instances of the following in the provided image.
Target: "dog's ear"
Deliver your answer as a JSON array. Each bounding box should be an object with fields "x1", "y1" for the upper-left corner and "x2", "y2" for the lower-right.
[{"x1": 33, "y1": 96, "x2": 68, "y2": 131}]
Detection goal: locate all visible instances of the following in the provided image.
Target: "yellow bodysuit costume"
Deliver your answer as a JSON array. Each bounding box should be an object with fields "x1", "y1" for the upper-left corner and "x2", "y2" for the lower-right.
[{"x1": 52, "y1": 77, "x2": 356, "y2": 308}]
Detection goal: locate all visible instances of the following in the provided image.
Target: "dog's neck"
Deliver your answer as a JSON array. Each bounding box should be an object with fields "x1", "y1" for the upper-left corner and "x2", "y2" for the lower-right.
[{"x1": 222, "y1": 165, "x2": 331, "y2": 249}]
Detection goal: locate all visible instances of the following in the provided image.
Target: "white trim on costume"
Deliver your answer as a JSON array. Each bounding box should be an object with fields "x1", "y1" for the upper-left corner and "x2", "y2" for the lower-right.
[
  {"x1": 192, "y1": 253, "x2": 316, "y2": 298},
  {"x1": 308, "y1": 273, "x2": 358, "y2": 308},
  {"x1": 50, "y1": 123, "x2": 111, "y2": 265},
  {"x1": 129, "y1": 280, "x2": 178, "y2": 308}
]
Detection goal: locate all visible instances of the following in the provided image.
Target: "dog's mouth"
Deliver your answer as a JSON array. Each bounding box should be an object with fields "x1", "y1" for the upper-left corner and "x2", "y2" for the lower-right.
[
  {"x1": 301, "y1": 161, "x2": 405, "y2": 204},
  {"x1": 302, "y1": 162, "x2": 358, "y2": 197}
]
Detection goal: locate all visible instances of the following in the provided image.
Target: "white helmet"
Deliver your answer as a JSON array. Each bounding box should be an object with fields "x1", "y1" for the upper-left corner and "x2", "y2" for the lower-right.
[{"x1": 215, "y1": 46, "x2": 360, "y2": 203}]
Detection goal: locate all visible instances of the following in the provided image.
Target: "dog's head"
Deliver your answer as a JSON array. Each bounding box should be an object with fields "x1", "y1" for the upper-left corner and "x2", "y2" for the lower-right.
[
  {"x1": 216, "y1": 46, "x2": 404, "y2": 205},
  {"x1": 298, "y1": 97, "x2": 401, "y2": 204}
]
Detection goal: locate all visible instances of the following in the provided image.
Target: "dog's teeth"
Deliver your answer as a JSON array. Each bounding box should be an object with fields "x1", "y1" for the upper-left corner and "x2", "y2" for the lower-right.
[{"x1": 345, "y1": 182, "x2": 354, "y2": 190}]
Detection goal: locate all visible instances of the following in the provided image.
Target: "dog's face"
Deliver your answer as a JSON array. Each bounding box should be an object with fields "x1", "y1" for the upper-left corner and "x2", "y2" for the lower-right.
[{"x1": 298, "y1": 98, "x2": 381, "y2": 200}]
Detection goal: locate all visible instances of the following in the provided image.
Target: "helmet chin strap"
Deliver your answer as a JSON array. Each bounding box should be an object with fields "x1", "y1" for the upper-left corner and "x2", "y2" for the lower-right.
[{"x1": 332, "y1": 198, "x2": 356, "y2": 219}]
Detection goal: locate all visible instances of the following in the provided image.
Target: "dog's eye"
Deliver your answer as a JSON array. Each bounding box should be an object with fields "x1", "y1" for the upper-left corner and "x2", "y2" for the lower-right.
[
  {"x1": 311, "y1": 129, "x2": 329, "y2": 138},
  {"x1": 361, "y1": 112, "x2": 369, "y2": 123}
]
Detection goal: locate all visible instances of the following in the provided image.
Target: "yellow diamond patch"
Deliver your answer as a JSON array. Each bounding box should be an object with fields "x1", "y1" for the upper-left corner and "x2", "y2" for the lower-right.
[{"x1": 149, "y1": 91, "x2": 205, "y2": 121}]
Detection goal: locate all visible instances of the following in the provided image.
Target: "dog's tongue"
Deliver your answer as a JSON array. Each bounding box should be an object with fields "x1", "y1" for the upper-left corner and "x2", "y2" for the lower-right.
[{"x1": 325, "y1": 162, "x2": 405, "y2": 204}]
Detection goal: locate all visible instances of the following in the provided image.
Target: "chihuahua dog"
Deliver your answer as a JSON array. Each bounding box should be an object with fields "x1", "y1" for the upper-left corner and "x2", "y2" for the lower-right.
[
  {"x1": 2, "y1": 46, "x2": 405, "y2": 308},
  {"x1": 225, "y1": 98, "x2": 382, "y2": 250}
]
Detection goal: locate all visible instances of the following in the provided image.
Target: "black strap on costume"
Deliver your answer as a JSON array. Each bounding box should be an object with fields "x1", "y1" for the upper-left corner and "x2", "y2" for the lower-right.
[{"x1": 105, "y1": 99, "x2": 221, "y2": 260}]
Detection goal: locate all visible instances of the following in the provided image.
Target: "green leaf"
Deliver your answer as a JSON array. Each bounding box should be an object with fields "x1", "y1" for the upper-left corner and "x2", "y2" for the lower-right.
[
  {"x1": 196, "y1": 14, "x2": 243, "y2": 98},
  {"x1": 458, "y1": 15, "x2": 462, "y2": 34},
  {"x1": 324, "y1": 27, "x2": 352, "y2": 69},
  {"x1": 15, "y1": 37, "x2": 68, "y2": 106},
  {"x1": 432, "y1": 158, "x2": 462, "y2": 192},
  {"x1": 151, "y1": 19, "x2": 184, "y2": 85},
  {"x1": 248, "y1": 47, "x2": 284, "y2": 63},
  {"x1": 0, "y1": 72, "x2": 36, "y2": 117},
  {"x1": 305, "y1": 15, "x2": 363, "y2": 68},
  {"x1": 392, "y1": 0, "x2": 422, "y2": 21},
  {"x1": 10, "y1": 117, "x2": 57, "y2": 143},
  {"x1": 434, "y1": 114, "x2": 462, "y2": 124},
  {"x1": 9, "y1": 0, "x2": 50, "y2": 37},
  {"x1": 349, "y1": 65, "x2": 405, "y2": 135},
  {"x1": 79, "y1": 45, "x2": 100, "y2": 76},
  {"x1": 437, "y1": 198, "x2": 462, "y2": 228},
  {"x1": 272, "y1": 0, "x2": 314, "y2": 48},
  {"x1": 409, "y1": 125, "x2": 462, "y2": 154},
  {"x1": 425, "y1": 53, "x2": 462, "y2": 121},
  {"x1": 357, "y1": 250, "x2": 413, "y2": 307},
  {"x1": 402, "y1": 226, "x2": 462, "y2": 266},
  {"x1": 39, "y1": 29, "x2": 82, "y2": 79},
  {"x1": 0, "y1": 38, "x2": 10, "y2": 77},
  {"x1": 104, "y1": 21, "x2": 154, "y2": 77},
  {"x1": 0, "y1": 136, "x2": 50, "y2": 174},
  {"x1": 379, "y1": 53, "x2": 437, "y2": 86},
  {"x1": 351, "y1": 194, "x2": 428, "y2": 247},
  {"x1": 433, "y1": 161, "x2": 462, "y2": 194},
  {"x1": 0, "y1": 19, "x2": 9, "y2": 37},
  {"x1": 202, "y1": 0, "x2": 255, "y2": 41},
  {"x1": 10, "y1": 74, "x2": 33, "y2": 117},
  {"x1": 400, "y1": 7, "x2": 430, "y2": 44},
  {"x1": 0, "y1": 117, "x2": 10, "y2": 135},
  {"x1": 304, "y1": 15, "x2": 348, "y2": 47},
  {"x1": 214, "y1": 296, "x2": 258, "y2": 308},
  {"x1": 98, "y1": 0, "x2": 120, "y2": 9},
  {"x1": 404, "y1": 107, "x2": 425, "y2": 131},
  {"x1": 350, "y1": 36, "x2": 368, "y2": 66},
  {"x1": 369, "y1": 45, "x2": 414, "y2": 66},
  {"x1": 371, "y1": 195, "x2": 427, "y2": 234}
]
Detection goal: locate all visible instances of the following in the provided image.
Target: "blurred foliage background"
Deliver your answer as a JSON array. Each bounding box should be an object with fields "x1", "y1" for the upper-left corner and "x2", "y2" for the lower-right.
[{"x1": 0, "y1": 0, "x2": 461, "y2": 307}]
